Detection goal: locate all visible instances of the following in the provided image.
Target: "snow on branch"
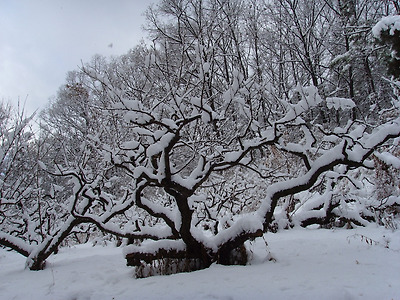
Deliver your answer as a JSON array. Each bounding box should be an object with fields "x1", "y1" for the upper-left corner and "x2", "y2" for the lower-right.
[
  {"x1": 0, "y1": 232, "x2": 33, "y2": 257},
  {"x1": 374, "y1": 151, "x2": 400, "y2": 169},
  {"x1": 278, "y1": 85, "x2": 323, "y2": 123},
  {"x1": 124, "y1": 239, "x2": 188, "y2": 266},
  {"x1": 326, "y1": 97, "x2": 356, "y2": 110}
]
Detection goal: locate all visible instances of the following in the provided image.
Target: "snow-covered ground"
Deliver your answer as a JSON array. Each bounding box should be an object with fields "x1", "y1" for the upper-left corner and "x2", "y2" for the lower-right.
[{"x1": 1, "y1": 226, "x2": 399, "y2": 300}]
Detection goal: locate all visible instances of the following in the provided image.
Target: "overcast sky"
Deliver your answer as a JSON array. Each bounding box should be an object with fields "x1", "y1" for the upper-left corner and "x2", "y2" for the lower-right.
[{"x1": 0, "y1": 0, "x2": 156, "y2": 115}]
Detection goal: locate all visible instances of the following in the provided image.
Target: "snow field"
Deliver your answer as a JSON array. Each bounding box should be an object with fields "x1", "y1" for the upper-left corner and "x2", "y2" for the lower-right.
[{"x1": 0, "y1": 226, "x2": 399, "y2": 300}]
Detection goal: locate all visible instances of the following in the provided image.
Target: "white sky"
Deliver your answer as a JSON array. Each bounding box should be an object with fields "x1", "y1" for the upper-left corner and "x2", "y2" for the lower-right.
[{"x1": 0, "y1": 0, "x2": 157, "y2": 115}]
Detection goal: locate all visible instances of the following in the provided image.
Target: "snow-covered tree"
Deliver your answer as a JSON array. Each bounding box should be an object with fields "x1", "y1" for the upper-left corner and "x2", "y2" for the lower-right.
[
  {"x1": 45, "y1": 0, "x2": 397, "y2": 275},
  {"x1": 0, "y1": 103, "x2": 68, "y2": 269}
]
